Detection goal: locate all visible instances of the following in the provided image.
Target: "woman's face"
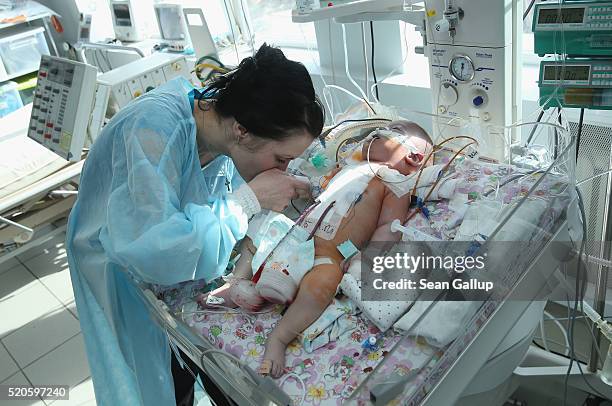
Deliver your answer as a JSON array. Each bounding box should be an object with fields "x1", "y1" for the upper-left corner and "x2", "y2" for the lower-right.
[{"x1": 229, "y1": 129, "x2": 314, "y2": 181}]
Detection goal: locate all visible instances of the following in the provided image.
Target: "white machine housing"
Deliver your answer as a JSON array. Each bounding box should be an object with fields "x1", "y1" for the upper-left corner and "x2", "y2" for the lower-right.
[
  {"x1": 110, "y1": 0, "x2": 158, "y2": 42},
  {"x1": 155, "y1": 3, "x2": 192, "y2": 52},
  {"x1": 89, "y1": 53, "x2": 191, "y2": 138},
  {"x1": 183, "y1": 7, "x2": 218, "y2": 59},
  {"x1": 424, "y1": 0, "x2": 523, "y2": 162},
  {"x1": 27, "y1": 56, "x2": 97, "y2": 162}
]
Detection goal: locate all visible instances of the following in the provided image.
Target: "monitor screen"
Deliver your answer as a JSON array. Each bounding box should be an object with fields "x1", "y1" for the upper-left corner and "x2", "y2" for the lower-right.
[
  {"x1": 538, "y1": 7, "x2": 585, "y2": 24},
  {"x1": 544, "y1": 65, "x2": 591, "y2": 81},
  {"x1": 113, "y1": 4, "x2": 132, "y2": 27},
  {"x1": 156, "y1": 7, "x2": 185, "y2": 41}
]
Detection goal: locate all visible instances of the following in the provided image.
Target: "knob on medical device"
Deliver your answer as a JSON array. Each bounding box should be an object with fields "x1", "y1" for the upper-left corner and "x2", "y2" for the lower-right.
[
  {"x1": 440, "y1": 83, "x2": 458, "y2": 106},
  {"x1": 471, "y1": 90, "x2": 488, "y2": 108},
  {"x1": 434, "y1": 18, "x2": 450, "y2": 33}
]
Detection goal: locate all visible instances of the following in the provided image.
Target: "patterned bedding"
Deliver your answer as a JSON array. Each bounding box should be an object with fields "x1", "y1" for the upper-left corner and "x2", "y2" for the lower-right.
[{"x1": 155, "y1": 155, "x2": 572, "y2": 405}]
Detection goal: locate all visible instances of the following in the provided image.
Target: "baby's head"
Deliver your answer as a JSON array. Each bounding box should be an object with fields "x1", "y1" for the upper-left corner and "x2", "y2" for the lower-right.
[{"x1": 363, "y1": 120, "x2": 433, "y2": 175}]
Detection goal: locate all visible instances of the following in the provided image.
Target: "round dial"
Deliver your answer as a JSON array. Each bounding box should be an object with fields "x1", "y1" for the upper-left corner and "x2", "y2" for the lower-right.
[{"x1": 449, "y1": 55, "x2": 475, "y2": 82}]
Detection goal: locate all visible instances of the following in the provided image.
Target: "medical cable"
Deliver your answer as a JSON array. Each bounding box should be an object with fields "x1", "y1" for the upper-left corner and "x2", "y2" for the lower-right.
[
  {"x1": 425, "y1": 2, "x2": 451, "y2": 141},
  {"x1": 290, "y1": 199, "x2": 300, "y2": 214},
  {"x1": 366, "y1": 134, "x2": 478, "y2": 183},
  {"x1": 222, "y1": 0, "x2": 240, "y2": 65},
  {"x1": 278, "y1": 373, "x2": 306, "y2": 405},
  {"x1": 370, "y1": 22, "x2": 380, "y2": 101},
  {"x1": 364, "y1": 135, "x2": 422, "y2": 185},
  {"x1": 370, "y1": 21, "x2": 410, "y2": 104},
  {"x1": 196, "y1": 55, "x2": 226, "y2": 68},
  {"x1": 320, "y1": 118, "x2": 392, "y2": 140},
  {"x1": 540, "y1": 310, "x2": 571, "y2": 355},
  {"x1": 564, "y1": 187, "x2": 609, "y2": 405},
  {"x1": 238, "y1": 0, "x2": 254, "y2": 56},
  {"x1": 165, "y1": 331, "x2": 211, "y2": 398},
  {"x1": 297, "y1": 23, "x2": 334, "y2": 122},
  {"x1": 525, "y1": 110, "x2": 545, "y2": 146},
  {"x1": 362, "y1": 23, "x2": 370, "y2": 104},
  {"x1": 392, "y1": 137, "x2": 477, "y2": 226},
  {"x1": 341, "y1": 24, "x2": 371, "y2": 106},
  {"x1": 532, "y1": 337, "x2": 593, "y2": 360},
  {"x1": 325, "y1": 85, "x2": 376, "y2": 115},
  {"x1": 484, "y1": 135, "x2": 575, "y2": 244},
  {"x1": 406, "y1": 140, "x2": 478, "y2": 224},
  {"x1": 539, "y1": 311, "x2": 551, "y2": 352},
  {"x1": 306, "y1": 201, "x2": 336, "y2": 240},
  {"x1": 180, "y1": 304, "x2": 275, "y2": 318},
  {"x1": 335, "y1": 136, "x2": 362, "y2": 162},
  {"x1": 523, "y1": 0, "x2": 537, "y2": 21},
  {"x1": 576, "y1": 108, "x2": 584, "y2": 160},
  {"x1": 576, "y1": 170, "x2": 612, "y2": 188}
]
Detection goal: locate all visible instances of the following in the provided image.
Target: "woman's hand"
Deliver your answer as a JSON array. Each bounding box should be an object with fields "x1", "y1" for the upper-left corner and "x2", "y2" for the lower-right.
[{"x1": 248, "y1": 169, "x2": 311, "y2": 212}]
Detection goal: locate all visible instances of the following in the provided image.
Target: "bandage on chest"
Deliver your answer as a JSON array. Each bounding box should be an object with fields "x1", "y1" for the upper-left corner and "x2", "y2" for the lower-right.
[{"x1": 300, "y1": 163, "x2": 379, "y2": 240}]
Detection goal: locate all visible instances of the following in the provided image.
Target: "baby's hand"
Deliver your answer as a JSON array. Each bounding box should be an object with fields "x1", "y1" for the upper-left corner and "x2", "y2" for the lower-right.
[{"x1": 196, "y1": 284, "x2": 235, "y2": 309}]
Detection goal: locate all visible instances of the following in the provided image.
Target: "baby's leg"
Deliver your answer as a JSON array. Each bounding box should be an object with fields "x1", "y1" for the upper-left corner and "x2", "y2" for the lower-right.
[
  {"x1": 261, "y1": 179, "x2": 398, "y2": 376},
  {"x1": 262, "y1": 252, "x2": 344, "y2": 377}
]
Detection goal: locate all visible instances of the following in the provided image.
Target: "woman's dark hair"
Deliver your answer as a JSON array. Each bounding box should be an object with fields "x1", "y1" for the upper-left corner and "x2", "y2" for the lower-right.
[{"x1": 204, "y1": 44, "x2": 324, "y2": 141}]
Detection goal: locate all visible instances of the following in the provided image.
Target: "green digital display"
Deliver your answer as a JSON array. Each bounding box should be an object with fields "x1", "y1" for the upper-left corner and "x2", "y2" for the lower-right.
[
  {"x1": 538, "y1": 8, "x2": 585, "y2": 24},
  {"x1": 543, "y1": 65, "x2": 591, "y2": 81}
]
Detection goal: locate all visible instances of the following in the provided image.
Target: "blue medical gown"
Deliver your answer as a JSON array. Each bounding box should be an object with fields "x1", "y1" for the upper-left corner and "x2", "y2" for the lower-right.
[{"x1": 66, "y1": 78, "x2": 249, "y2": 405}]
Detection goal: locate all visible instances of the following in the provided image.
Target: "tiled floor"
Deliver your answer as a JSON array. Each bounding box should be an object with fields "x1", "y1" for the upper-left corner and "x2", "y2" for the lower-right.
[{"x1": 0, "y1": 233, "x2": 96, "y2": 406}]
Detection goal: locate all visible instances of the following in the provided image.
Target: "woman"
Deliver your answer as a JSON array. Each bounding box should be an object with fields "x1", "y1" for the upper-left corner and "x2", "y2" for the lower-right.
[{"x1": 66, "y1": 44, "x2": 324, "y2": 405}]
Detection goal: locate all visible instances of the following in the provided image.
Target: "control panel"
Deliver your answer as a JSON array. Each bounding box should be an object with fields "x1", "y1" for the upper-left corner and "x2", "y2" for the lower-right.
[
  {"x1": 533, "y1": 1, "x2": 612, "y2": 56},
  {"x1": 539, "y1": 59, "x2": 612, "y2": 109},
  {"x1": 427, "y1": 44, "x2": 512, "y2": 160},
  {"x1": 89, "y1": 53, "x2": 191, "y2": 138},
  {"x1": 27, "y1": 56, "x2": 97, "y2": 161}
]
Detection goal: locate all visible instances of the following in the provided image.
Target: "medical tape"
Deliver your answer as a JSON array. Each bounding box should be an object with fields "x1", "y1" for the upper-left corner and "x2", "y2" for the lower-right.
[
  {"x1": 337, "y1": 240, "x2": 359, "y2": 261},
  {"x1": 313, "y1": 257, "x2": 334, "y2": 267}
]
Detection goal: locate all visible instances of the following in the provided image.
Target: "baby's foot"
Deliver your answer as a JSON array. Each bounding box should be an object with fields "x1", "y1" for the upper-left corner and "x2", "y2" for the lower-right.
[
  {"x1": 196, "y1": 284, "x2": 236, "y2": 308},
  {"x1": 260, "y1": 335, "x2": 287, "y2": 378}
]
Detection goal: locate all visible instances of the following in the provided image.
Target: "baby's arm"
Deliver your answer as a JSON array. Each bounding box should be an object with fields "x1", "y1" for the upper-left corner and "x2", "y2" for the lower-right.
[
  {"x1": 197, "y1": 237, "x2": 256, "y2": 307},
  {"x1": 231, "y1": 237, "x2": 256, "y2": 279},
  {"x1": 370, "y1": 189, "x2": 411, "y2": 243}
]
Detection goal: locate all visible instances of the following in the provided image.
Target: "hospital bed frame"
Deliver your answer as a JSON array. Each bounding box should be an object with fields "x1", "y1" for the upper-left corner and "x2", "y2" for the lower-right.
[
  {"x1": 0, "y1": 161, "x2": 82, "y2": 266},
  {"x1": 139, "y1": 216, "x2": 577, "y2": 406}
]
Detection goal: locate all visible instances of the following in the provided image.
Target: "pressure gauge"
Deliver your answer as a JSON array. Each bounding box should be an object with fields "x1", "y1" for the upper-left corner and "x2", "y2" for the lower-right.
[{"x1": 449, "y1": 55, "x2": 475, "y2": 83}]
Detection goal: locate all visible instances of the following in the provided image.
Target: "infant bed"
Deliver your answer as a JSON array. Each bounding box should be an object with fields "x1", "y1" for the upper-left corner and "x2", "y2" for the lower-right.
[{"x1": 140, "y1": 116, "x2": 580, "y2": 405}]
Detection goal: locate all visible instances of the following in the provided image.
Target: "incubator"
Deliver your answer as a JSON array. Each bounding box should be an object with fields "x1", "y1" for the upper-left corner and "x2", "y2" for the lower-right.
[{"x1": 138, "y1": 109, "x2": 580, "y2": 405}]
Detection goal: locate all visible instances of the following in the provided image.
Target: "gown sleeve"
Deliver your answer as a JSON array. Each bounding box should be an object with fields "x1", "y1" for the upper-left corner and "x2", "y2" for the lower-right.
[{"x1": 99, "y1": 101, "x2": 249, "y2": 286}]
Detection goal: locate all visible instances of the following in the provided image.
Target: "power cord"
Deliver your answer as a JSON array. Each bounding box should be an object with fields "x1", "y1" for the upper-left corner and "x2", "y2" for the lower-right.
[
  {"x1": 576, "y1": 108, "x2": 584, "y2": 160},
  {"x1": 370, "y1": 22, "x2": 379, "y2": 101}
]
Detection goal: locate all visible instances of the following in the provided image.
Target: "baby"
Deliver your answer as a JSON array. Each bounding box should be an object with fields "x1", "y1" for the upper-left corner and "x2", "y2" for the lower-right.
[{"x1": 201, "y1": 120, "x2": 433, "y2": 377}]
